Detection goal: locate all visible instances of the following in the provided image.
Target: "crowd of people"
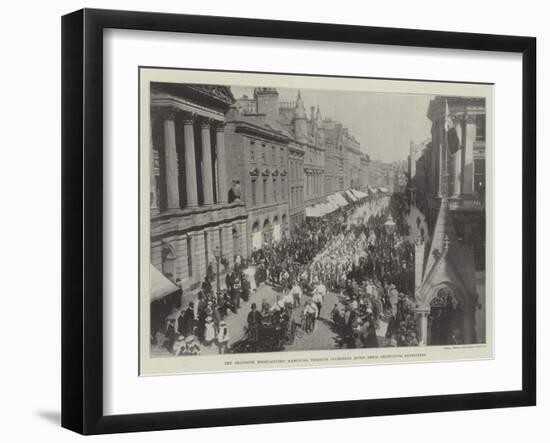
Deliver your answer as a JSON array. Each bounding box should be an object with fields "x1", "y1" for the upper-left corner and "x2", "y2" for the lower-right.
[
  {"x1": 304, "y1": 195, "x2": 419, "y2": 348},
  {"x1": 157, "y1": 191, "x2": 423, "y2": 356}
]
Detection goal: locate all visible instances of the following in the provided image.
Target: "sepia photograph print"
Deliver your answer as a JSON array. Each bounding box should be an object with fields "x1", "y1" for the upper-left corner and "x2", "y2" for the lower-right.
[{"x1": 139, "y1": 68, "x2": 493, "y2": 375}]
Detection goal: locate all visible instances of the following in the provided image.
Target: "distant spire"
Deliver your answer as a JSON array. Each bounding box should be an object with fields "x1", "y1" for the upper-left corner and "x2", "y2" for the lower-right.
[
  {"x1": 293, "y1": 89, "x2": 307, "y2": 142},
  {"x1": 293, "y1": 90, "x2": 307, "y2": 120}
]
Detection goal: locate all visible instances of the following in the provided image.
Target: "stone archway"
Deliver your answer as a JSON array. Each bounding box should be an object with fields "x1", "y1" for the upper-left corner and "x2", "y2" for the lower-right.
[
  {"x1": 418, "y1": 282, "x2": 475, "y2": 346},
  {"x1": 262, "y1": 218, "x2": 272, "y2": 246},
  {"x1": 251, "y1": 220, "x2": 262, "y2": 251},
  {"x1": 272, "y1": 215, "x2": 281, "y2": 243},
  {"x1": 281, "y1": 213, "x2": 288, "y2": 237},
  {"x1": 428, "y1": 286, "x2": 463, "y2": 345}
]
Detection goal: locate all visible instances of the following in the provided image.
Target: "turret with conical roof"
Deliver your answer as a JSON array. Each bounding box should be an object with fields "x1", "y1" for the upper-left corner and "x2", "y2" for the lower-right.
[{"x1": 293, "y1": 90, "x2": 308, "y2": 142}]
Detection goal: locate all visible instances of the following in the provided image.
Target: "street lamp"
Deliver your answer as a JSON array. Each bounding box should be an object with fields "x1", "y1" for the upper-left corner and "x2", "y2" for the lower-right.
[{"x1": 213, "y1": 245, "x2": 221, "y2": 293}]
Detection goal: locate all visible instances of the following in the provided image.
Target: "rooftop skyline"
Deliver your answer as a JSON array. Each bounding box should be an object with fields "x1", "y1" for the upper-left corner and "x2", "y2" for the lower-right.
[{"x1": 230, "y1": 85, "x2": 433, "y2": 163}]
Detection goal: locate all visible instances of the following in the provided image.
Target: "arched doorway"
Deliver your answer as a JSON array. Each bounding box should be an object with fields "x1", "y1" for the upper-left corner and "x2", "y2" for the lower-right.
[
  {"x1": 281, "y1": 213, "x2": 288, "y2": 237},
  {"x1": 251, "y1": 221, "x2": 262, "y2": 251},
  {"x1": 262, "y1": 218, "x2": 272, "y2": 246},
  {"x1": 428, "y1": 286, "x2": 463, "y2": 345},
  {"x1": 272, "y1": 215, "x2": 281, "y2": 243}
]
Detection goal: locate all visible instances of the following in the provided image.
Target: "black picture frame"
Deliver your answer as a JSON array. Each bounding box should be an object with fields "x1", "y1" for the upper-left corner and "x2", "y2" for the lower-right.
[{"x1": 62, "y1": 8, "x2": 536, "y2": 435}]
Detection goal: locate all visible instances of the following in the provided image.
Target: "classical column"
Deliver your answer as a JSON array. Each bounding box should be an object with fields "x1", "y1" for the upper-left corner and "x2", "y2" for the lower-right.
[
  {"x1": 183, "y1": 117, "x2": 199, "y2": 208},
  {"x1": 200, "y1": 120, "x2": 214, "y2": 205},
  {"x1": 463, "y1": 115, "x2": 476, "y2": 195},
  {"x1": 453, "y1": 117, "x2": 463, "y2": 197},
  {"x1": 215, "y1": 123, "x2": 228, "y2": 204},
  {"x1": 417, "y1": 309, "x2": 430, "y2": 346},
  {"x1": 149, "y1": 114, "x2": 159, "y2": 215},
  {"x1": 162, "y1": 107, "x2": 180, "y2": 211},
  {"x1": 438, "y1": 121, "x2": 446, "y2": 197},
  {"x1": 414, "y1": 238, "x2": 425, "y2": 291}
]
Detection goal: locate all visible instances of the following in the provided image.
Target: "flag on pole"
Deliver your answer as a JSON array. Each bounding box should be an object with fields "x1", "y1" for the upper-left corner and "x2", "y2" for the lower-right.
[{"x1": 445, "y1": 99, "x2": 460, "y2": 154}]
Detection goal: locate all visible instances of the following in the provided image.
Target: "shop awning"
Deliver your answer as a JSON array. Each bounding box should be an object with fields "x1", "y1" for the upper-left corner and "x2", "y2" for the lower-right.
[
  {"x1": 345, "y1": 190, "x2": 358, "y2": 202},
  {"x1": 378, "y1": 186, "x2": 388, "y2": 193},
  {"x1": 150, "y1": 264, "x2": 180, "y2": 302},
  {"x1": 319, "y1": 202, "x2": 335, "y2": 216},
  {"x1": 325, "y1": 200, "x2": 339, "y2": 212},
  {"x1": 327, "y1": 194, "x2": 343, "y2": 208},
  {"x1": 352, "y1": 189, "x2": 368, "y2": 199},
  {"x1": 334, "y1": 192, "x2": 349, "y2": 207},
  {"x1": 368, "y1": 186, "x2": 378, "y2": 194},
  {"x1": 305, "y1": 206, "x2": 321, "y2": 217}
]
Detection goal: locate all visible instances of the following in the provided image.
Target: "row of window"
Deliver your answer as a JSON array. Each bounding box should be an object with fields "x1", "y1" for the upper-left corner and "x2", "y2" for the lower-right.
[
  {"x1": 305, "y1": 173, "x2": 323, "y2": 196},
  {"x1": 250, "y1": 176, "x2": 287, "y2": 207},
  {"x1": 289, "y1": 158, "x2": 304, "y2": 181},
  {"x1": 290, "y1": 186, "x2": 304, "y2": 209},
  {"x1": 307, "y1": 147, "x2": 323, "y2": 165},
  {"x1": 250, "y1": 140, "x2": 286, "y2": 166}
]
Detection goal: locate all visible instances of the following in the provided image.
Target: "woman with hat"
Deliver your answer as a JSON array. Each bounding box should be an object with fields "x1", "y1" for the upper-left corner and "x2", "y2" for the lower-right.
[
  {"x1": 216, "y1": 321, "x2": 230, "y2": 354},
  {"x1": 204, "y1": 316, "x2": 216, "y2": 347}
]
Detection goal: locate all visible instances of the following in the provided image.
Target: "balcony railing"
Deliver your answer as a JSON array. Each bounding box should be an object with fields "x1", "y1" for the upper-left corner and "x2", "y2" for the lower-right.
[{"x1": 448, "y1": 196, "x2": 484, "y2": 211}]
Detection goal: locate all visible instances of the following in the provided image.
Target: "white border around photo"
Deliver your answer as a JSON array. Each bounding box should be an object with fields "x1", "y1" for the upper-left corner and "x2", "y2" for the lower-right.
[{"x1": 103, "y1": 28, "x2": 522, "y2": 416}]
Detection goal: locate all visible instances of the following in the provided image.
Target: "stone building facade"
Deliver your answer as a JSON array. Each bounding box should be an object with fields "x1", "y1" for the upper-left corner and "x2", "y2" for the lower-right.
[
  {"x1": 149, "y1": 83, "x2": 248, "y2": 292},
  {"x1": 347, "y1": 142, "x2": 363, "y2": 190},
  {"x1": 407, "y1": 138, "x2": 431, "y2": 205},
  {"x1": 226, "y1": 88, "x2": 291, "y2": 254},
  {"x1": 365, "y1": 160, "x2": 394, "y2": 191},
  {"x1": 302, "y1": 105, "x2": 326, "y2": 207},
  {"x1": 279, "y1": 92, "x2": 327, "y2": 223},
  {"x1": 425, "y1": 96, "x2": 486, "y2": 267},
  {"x1": 413, "y1": 95, "x2": 487, "y2": 346},
  {"x1": 359, "y1": 154, "x2": 370, "y2": 191},
  {"x1": 322, "y1": 119, "x2": 350, "y2": 193},
  {"x1": 235, "y1": 87, "x2": 368, "y2": 232},
  {"x1": 287, "y1": 140, "x2": 305, "y2": 229}
]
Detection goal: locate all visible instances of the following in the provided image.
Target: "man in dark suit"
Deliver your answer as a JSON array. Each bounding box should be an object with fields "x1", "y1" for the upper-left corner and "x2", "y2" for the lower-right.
[
  {"x1": 247, "y1": 303, "x2": 262, "y2": 342},
  {"x1": 201, "y1": 276, "x2": 212, "y2": 296},
  {"x1": 178, "y1": 302, "x2": 195, "y2": 337},
  {"x1": 225, "y1": 270, "x2": 235, "y2": 291}
]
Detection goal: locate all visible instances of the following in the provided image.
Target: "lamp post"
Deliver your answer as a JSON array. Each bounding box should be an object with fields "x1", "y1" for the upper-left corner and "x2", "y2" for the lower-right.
[{"x1": 213, "y1": 245, "x2": 221, "y2": 293}]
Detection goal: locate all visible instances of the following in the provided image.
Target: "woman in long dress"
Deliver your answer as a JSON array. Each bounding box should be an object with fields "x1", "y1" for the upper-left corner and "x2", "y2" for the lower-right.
[
  {"x1": 244, "y1": 265, "x2": 257, "y2": 291},
  {"x1": 204, "y1": 316, "x2": 216, "y2": 346}
]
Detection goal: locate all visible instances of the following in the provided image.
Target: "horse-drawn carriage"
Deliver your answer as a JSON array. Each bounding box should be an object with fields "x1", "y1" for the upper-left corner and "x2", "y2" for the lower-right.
[{"x1": 230, "y1": 309, "x2": 297, "y2": 354}]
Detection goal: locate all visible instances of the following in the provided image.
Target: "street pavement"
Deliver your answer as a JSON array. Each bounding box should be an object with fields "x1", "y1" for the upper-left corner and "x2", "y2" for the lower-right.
[{"x1": 151, "y1": 281, "x2": 389, "y2": 357}]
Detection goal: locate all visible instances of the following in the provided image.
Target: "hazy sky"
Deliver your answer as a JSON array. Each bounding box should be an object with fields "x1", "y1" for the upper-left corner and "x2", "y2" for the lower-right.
[{"x1": 231, "y1": 86, "x2": 433, "y2": 163}]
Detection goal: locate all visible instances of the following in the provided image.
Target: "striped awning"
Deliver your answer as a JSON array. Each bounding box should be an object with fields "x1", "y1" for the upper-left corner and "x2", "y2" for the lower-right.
[
  {"x1": 150, "y1": 264, "x2": 180, "y2": 302},
  {"x1": 345, "y1": 190, "x2": 358, "y2": 202}
]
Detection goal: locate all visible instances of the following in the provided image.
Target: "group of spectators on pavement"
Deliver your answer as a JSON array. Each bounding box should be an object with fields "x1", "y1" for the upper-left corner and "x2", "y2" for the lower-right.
[{"x1": 160, "y1": 192, "x2": 422, "y2": 355}]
